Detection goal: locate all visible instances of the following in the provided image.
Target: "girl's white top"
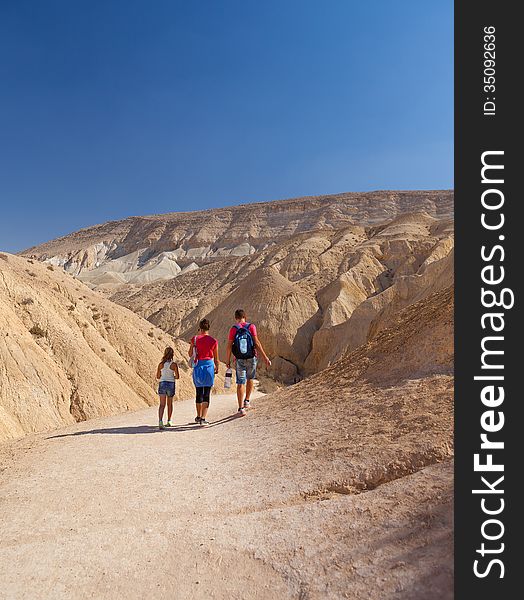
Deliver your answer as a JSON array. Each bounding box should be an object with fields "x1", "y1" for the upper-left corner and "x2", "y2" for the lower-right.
[{"x1": 160, "y1": 361, "x2": 175, "y2": 382}]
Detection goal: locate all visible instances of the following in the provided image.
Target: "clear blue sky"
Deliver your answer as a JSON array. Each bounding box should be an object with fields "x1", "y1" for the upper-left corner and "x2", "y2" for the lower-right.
[{"x1": 0, "y1": 1, "x2": 453, "y2": 253}]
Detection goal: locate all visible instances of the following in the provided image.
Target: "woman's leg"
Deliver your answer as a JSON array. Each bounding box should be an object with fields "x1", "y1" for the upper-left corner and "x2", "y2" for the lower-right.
[
  {"x1": 158, "y1": 395, "x2": 167, "y2": 421},
  {"x1": 167, "y1": 396, "x2": 173, "y2": 422},
  {"x1": 195, "y1": 387, "x2": 203, "y2": 418},
  {"x1": 201, "y1": 386, "x2": 211, "y2": 420}
]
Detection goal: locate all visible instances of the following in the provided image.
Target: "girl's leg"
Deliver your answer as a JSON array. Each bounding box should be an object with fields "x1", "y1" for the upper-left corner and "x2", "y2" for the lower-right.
[
  {"x1": 158, "y1": 395, "x2": 167, "y2": 421},
  {"x1": 167, "y1": 396, "x2": 173, "y2": 422},
  {"x1": 201, "y1": 386, "x2": 211, "y2": 420}
]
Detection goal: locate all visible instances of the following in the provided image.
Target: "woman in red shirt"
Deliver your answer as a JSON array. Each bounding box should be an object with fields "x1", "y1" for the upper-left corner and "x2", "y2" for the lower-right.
[{"x1": 188, "y1": 318, "x2": 219, "y2": 426}]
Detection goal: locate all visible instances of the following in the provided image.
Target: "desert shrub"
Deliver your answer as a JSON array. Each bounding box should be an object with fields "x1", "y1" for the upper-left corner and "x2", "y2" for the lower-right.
[
  {"x1": 29, "y1": 325, "x2": 46, "y2": 338},
  {"x1": 47, "y1": 265, "x2": 54, "y2": 271},
  {"x1": 101, "y1": 348, "x2": 106, "y2": 352},
  {"x1": 20, "y1": 298, "x2": 34, "y2": 305},
  {"x1": 92, "y1": 313, "x2": 101, "y2": 320},
  {"x1": 148, "y1": 331, "x2": 154, "y2": 338}
]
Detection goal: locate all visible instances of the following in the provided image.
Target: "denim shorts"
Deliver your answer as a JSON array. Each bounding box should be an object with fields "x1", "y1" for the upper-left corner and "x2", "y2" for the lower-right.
[
  {"x1": 158, "y1": 381, "x2": 176, "y2": 397},
  {"x1": 235, "y1": 357, "x2": 257, "y2": 385}
]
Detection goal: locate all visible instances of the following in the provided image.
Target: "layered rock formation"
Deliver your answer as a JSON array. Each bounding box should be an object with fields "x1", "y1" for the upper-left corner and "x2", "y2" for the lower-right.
[
  {"x1": 0, "y1": 253, "x2": 194, "y2": 442},
  {"x1": 22, "y1": 190, "x2": 454, "y2": 383},
  {"x1": 23, "y1": 190, "x2": 452, "y2": 279}
]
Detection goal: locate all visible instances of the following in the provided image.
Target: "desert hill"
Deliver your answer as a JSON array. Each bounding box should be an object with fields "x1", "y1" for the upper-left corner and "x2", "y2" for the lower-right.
[
  {"x1": 113, "y1": 209, "x2": 453, "y2": 381},
  {"x1": 0, "y1": 252, "x2": 195, "y2": 442},
  {"x1": 22, "y1": 191, "x2": 453, "y2": 383},
  {"x1": 245, "y1": 285, "x2": 453, "y2": 497},
  {"x1": 23, "y1": 190, "x2": 453, "y2": 277}
]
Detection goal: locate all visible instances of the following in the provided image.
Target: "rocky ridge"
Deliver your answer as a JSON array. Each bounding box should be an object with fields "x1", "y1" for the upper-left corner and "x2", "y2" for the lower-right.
[{"x1": 22, "y1": 190, "x2": 454, "y2": 383}]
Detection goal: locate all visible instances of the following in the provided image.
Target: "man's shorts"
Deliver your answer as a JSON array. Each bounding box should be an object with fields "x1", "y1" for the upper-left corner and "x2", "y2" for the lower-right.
[{"x1": 235, "y1": 357, "x2": 257, "y2": 385}]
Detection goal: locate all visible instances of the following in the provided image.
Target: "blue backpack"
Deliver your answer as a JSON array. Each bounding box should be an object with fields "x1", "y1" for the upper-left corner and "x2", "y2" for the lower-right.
[{"x1": 232, "y1": 323, "x2": 255, "y2": 359}]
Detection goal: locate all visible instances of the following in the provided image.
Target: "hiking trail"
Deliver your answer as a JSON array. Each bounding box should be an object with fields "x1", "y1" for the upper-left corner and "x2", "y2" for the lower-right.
[{"x1": 0, "y1": 391, "x2": 453, "y2": 600}]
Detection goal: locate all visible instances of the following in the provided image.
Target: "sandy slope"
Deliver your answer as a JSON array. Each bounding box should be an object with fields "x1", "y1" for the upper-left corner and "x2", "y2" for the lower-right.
[
  {"x1": 0, "y1": 253, "x2": 197, "y2": 442},
  {"x1": 0, "y1": 392, "x2": 452, "y2": 600}
]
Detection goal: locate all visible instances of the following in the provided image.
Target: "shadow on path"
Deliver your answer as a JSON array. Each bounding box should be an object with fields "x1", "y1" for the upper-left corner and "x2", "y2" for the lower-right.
[
  {"x1": 46, "y1": 413, "x2": 242, "y2": 439},
  {"x1": 209, "y1": 413, "x2": 242, "y2": 427},
  {"x1": 47, "y1": 425, "x2": 162, "y2": 438}
]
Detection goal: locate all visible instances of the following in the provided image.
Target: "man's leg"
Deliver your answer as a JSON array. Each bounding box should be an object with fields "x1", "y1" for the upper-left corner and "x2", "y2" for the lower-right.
[
  {"x1": 245, "y1": 379, "x2": 254, "y2": 401},
  {"x1": 235, "y1": 360, "x2": 247, "y2": 409},
  {"x1": 244, "y1": 358, "x2": 257, "y2": 406},
  {"x1": 236, "y1": 383, "x2": 245, "y2": 409}
]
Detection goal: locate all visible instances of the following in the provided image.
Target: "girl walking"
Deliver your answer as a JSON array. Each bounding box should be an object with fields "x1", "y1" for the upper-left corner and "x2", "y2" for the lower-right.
[
  {"x1": 156, "y1": 347, "x2": 180, "y2": 429},
  {"x1": 189, "y1": 319, "x2": 219, "y2": 426}
]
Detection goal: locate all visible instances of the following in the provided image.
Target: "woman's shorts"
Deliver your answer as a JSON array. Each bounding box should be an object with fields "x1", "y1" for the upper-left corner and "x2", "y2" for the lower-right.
[
  {"x1": 158, "y1": 381, "x2": 176, "y2": 397},
  {"x1": 235, "y1": 357, "x2": 257, "y2": 385}
]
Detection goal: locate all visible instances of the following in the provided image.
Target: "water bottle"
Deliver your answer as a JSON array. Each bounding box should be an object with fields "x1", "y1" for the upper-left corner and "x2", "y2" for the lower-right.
[
  {"x1": 239, "y1": 338, "x2": 248, "y2": 355},
  {"x1": 224, "y1": 368, "x2": 233, "y2": 389}
]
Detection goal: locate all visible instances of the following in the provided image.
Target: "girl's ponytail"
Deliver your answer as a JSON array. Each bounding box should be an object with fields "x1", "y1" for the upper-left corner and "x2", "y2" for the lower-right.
[{"x1": 161, "y1": 347, "x2": 174, "y2": 363}]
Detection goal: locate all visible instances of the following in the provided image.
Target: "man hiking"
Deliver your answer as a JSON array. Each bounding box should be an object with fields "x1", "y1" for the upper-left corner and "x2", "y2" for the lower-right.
[{"x1": 226, "y1": 309, "x2": 271, "y2": 415}]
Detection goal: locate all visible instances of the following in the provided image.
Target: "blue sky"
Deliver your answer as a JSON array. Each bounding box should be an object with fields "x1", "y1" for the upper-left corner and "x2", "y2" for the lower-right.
[{"x1": 0, "y1": 1, "x2": 453, "y2": 253}]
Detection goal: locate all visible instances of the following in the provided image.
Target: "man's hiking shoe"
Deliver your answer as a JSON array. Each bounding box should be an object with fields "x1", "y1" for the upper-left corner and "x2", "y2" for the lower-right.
[
  {"x1": 159, "y1": 421, "x2": 165, "y2": 430},
  {"x1": 243, "y1": 399, "x2": 250, "y2": 409},
  {"x1": 200, "y1": 419, "x2": 210, "y2": 426},
  {"x1": 194, "y1": 416, "x2": 201, "y2": 424},
  {"x1": 238, "y1": 408, "x2": 246, "y2": 416}
]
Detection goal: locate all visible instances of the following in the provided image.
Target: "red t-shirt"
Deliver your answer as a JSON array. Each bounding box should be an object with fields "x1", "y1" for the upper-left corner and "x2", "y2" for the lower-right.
[
  {"x1": 228, "y1": 323, "x2": 257, "y2": 341},
  {"x1": 192, "y1": 334, "x2": 218, "y2": 360}
]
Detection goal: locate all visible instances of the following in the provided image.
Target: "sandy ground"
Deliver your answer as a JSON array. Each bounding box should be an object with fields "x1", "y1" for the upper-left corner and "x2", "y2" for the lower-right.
[{"x1": 0, "y1": 392, "x2": 453, "y2": 600}]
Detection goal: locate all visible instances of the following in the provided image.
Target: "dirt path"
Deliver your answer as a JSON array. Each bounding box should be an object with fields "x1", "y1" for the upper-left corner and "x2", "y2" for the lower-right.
[
  {"x1": 0, "y1": 392, "x2": 289, "y2": 599},
  {"x1": 0, "y1": 392, "x2": 453, "y2": 600}
]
